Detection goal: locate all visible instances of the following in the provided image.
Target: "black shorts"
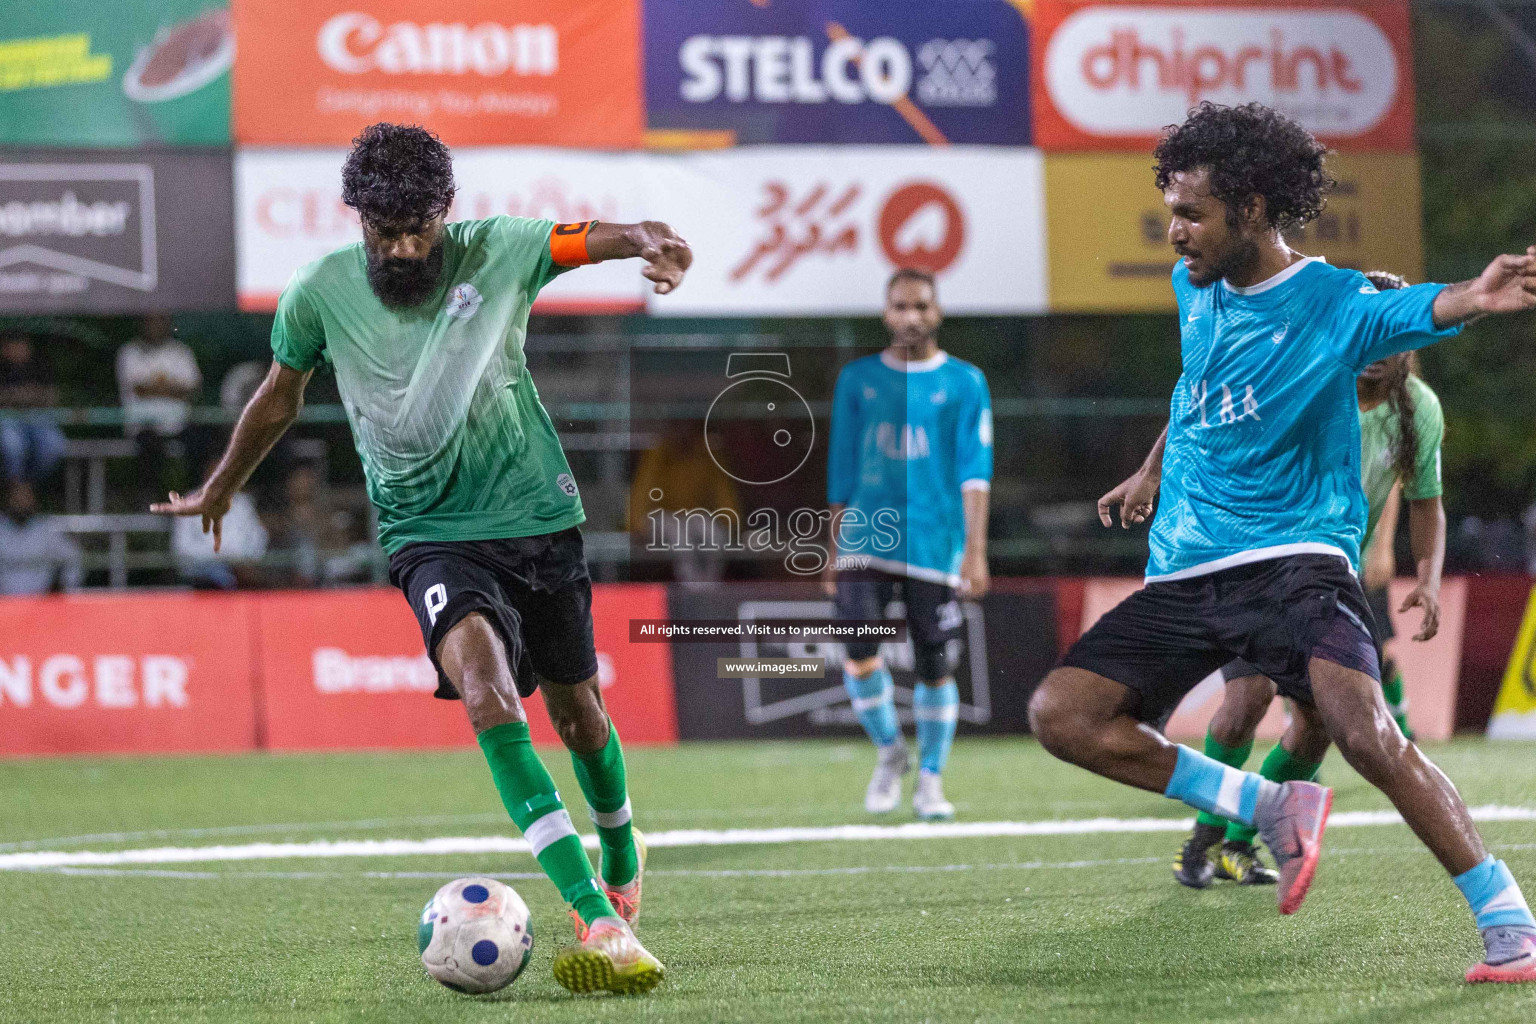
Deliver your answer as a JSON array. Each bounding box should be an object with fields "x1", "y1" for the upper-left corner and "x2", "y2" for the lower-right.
[
  {"x1": 1220, "y1": 580, "x2": 1396, "y2": 682},
  {"x1": 1062, "y1": 554, "x2": 1379, "y2": 725},
  {"x1": 834, "y1": 569, "x2": 963, "y2": 682},
  {"x1": 388, "y1": 527, "x2": 598, "y2": 700}
]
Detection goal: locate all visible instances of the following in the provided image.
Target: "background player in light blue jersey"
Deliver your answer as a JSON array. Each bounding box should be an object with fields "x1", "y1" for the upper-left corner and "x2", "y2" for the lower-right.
[
  {"x1": 1033, "y1": 102, "x2": 1536, "y2": 983},
  {"x1": 822, "y1": 269, "x2": 993, "y2": 820}
]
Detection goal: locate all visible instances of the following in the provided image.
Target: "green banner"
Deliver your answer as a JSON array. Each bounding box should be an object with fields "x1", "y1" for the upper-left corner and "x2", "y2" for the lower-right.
[{"x1": 0, "y1": 1, "x2": 231, "y2": 146}]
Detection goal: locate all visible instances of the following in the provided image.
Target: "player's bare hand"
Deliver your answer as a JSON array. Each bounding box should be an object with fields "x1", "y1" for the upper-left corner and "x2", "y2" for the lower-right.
[
  {"x1": 957, "y1": 548, "x2": 989, "y2": 600},
  {"x1": 1401, "y1": 583, "x2": 1441, "y2": 642},
  {"x1": 636, "y1": 221, "x2": 692, "y2": 295},
  {"x1": 150, "y1": 486, "x2": 231, "y2": 553},
  {"x1": 1470, "y1": 246, "x2": 1536, "y2": 315},
  {"x1": 1098, "y1": 470, "x2": 1158, "y2": 529},
  {"x1": 821, "y1": 559, "x2": 838, "y2": 598}
]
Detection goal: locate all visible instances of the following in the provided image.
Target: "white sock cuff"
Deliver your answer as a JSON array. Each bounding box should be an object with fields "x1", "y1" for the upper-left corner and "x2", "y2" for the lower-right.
[
  {"x1": 850, "y1": 687, "x2": 892, "y2": 712},
  {"x1": 524, "y1": 808, "x2": 578, "y2": 857},
  {"x1": 912, "y1": 705, "x2": 959, "y2": 723},
  {"x1": 589, "y1": 798, "x2": 632, "y2": 829}
]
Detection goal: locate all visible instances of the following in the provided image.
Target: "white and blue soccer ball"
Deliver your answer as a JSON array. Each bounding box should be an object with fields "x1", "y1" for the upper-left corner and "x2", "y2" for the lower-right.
[{"x1": 418, "y1": 877, "x2": 533, "y2": 994}]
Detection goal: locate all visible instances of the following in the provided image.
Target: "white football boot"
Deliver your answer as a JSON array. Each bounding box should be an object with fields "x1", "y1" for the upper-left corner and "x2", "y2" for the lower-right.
[
  {"x1": 913, "y1": 770, "x2": 955, "y2": 821},
  {"x1": 864, "y1": 741, "x2": 910, "y2": 814}
]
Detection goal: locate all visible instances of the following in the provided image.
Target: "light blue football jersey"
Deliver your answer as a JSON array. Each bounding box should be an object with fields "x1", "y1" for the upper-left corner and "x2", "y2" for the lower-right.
[
  {"x1": 828, "y1": 350, "x2": 992, "y2": 585},
  {"x1": 1147, "y1": 257, "x2": 1461, "y2": 582}
]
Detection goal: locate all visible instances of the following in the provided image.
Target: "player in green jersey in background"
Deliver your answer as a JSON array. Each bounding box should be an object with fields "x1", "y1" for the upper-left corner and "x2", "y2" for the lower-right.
[
  {"x1": 153, "y1": 124, "x2": 692, "y2": 995},
  {"x1": 1112, "y1": 269, "x2": 1447, "y2": 888}
]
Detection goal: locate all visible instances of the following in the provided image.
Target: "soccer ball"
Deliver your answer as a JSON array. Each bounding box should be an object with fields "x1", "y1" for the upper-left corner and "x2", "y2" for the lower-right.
[{"x1": 418, "y1": 877, "x2": 533, "y2": 994}]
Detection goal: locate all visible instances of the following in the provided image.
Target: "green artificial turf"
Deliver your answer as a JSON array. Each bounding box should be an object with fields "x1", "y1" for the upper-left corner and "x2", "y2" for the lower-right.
[{"x1": 1, "y1": 738, "x2": 1533, "y2": 1023}]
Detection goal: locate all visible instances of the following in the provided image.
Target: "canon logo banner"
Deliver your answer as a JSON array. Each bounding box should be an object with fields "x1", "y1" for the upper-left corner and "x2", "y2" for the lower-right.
[
  {"x1": 1034, "y1": 2, "x2": 1414, "y2": 151},
  {"x1": 316, "y1": 13, "x2": 558, "y2": 76}
]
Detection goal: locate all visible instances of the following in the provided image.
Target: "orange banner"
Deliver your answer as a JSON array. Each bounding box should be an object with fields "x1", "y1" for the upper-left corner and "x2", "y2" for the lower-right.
[
  {"x1": 231, "y1": 0, "x2": 644, "y2": 147},
  {"x1": 0, "y1": 593, "x2": 258, "y2": 756},
  {"x1": 254, "y1": 586, "x2": 678, "y2": 751}
]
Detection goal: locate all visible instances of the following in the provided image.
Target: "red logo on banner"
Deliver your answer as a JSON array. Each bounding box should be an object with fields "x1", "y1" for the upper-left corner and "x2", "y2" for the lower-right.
[
  {"x1": 878, "y1": 182, "x2": 965, "y2": 274},
  {"x1": 1031, "y1": 1, "x2": 1416, "y2": 152}
]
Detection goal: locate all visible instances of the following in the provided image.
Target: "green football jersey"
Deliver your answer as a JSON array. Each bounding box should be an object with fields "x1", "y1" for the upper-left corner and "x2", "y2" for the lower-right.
[
  {"x1": 1359, "y1": 374, "x2": 1444, "y2": 548},
  {"x1": 270, "y1": 216, "x2": 586, "y2": 554}
]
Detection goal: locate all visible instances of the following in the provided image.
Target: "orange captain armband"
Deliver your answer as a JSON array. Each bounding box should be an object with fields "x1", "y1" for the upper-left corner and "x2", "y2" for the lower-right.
[{"x1": 549, "y1": 220, "x2": 598, "y2": 267}]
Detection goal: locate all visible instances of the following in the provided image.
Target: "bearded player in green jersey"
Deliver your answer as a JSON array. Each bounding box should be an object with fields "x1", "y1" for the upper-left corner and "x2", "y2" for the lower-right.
[
  {"x1": 1102, "y1": 270, "x2": 1448, "y2": 889},
  {"x1": 153, "y1": 124, "x2": 691, "y2": 995}
]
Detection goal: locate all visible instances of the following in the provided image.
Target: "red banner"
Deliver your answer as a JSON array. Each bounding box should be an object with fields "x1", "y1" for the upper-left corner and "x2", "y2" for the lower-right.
[
  {"x1": 254, "y1": 586, "x2": 677, "y2": 751},
  {"x1": 1032, "y1": 1, "x2": 1416, "y2": 152},
  {"x1": 0, "y1": 593, "x2": 258, "y2": 756},
  {"x1": 231, "y1": 0, "x2": 645, "y2": 147}
]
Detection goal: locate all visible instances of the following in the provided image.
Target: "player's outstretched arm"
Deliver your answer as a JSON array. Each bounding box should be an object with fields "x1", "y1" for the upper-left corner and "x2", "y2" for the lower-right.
[
  {"x1": 585, "y1": 222, "x2": 693, "y2": 294},
  {"x1": 1098, "y1": 424, "x2": 1167, "y2": 529},
  {"x1": 1432, "y1": 245, "x2": 1536, "y2": 327},
  {"x1": 150, "y1": 361, "x2": 312, "y2": 551}
]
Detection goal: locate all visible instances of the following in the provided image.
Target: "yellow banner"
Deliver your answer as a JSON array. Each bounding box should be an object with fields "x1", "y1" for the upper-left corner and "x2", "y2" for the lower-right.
[
  {"x1": 1044, "y1": 151, "x2": 1426, "y2": 313},
  {"x1": 1489, "y1": 586, "x2": 1536, "y2": 739}
]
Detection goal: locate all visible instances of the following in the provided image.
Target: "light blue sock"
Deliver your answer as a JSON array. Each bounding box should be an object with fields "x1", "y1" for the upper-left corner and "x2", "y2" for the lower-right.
[
  {"x1": 1454, "y1": 856, "x2": 1536, "y2": 930},
  {"x1": 1163, "y1": 744, "x2": 1278, "y2": 826},
  {"x1": 844, "y1": 665, "x2": 900, "y2": 748},
  {"x1": 913, "y1": 679, "x2": 959, "y2": 774}
]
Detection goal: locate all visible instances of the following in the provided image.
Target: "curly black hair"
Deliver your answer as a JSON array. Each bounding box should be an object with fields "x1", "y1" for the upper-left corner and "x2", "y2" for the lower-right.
[
  {"x1": 1153, "y1": 102, "x2": 1334, "y2": 232},
  {"x1": 1361, "y1": 270, "x2": 1421, "y2": 487},
  {"x1": 340, "y1": 123, "x2": 456, "y2": 226}
]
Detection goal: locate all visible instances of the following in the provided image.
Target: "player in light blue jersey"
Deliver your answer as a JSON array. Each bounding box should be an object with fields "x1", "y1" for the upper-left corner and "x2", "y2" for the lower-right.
[
  {"x1": 1032, "y1": 102, "x2": 1536, "y2": 983},
  {"x1": 823, "y1": 268, "x2": 993, "y2": 820}
]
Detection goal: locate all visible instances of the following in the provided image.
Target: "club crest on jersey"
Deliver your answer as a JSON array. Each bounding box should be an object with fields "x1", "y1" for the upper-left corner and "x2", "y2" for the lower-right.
[
  {"x1": 444, "y1": 283, "x2": 483, "y2": 320},
  {"x1": 556, "y1": 473, "x2": 579, "y2": 498}
]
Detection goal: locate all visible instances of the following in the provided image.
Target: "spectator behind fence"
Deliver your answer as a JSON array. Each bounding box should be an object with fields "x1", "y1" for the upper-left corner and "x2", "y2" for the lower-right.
[
  {"x1": 118, "y1": 314, "x2": 202, "y2": 502},
  {"x1": 0, "y1": 331, "x2": 65, "y2": 484},
  {"x1": 171, "y1": 456, "x2": 267, "y2": 589},
  {"x1": 627, "y1": 421, "x2": 741, "y2": 584},
  {"x1": 0, "y1": 480, "x2": 81, "y2": 595}
]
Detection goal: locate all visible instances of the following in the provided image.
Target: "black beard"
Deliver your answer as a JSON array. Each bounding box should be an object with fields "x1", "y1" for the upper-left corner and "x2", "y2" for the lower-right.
[
  {"x1": 1193, "y1": 236, "x2": 1262, "y2": 288},
  {"x1": 365, "y1": 241, "x2": 445, "y2": 309}
]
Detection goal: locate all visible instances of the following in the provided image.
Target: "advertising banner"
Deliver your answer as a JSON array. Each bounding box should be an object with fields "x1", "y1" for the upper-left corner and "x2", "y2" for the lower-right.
[
  {"x1": 1043, "y1": 151, "x2": 1425, "y2": 312},
  {"x1": 0, "y1": 593, "x2": 257, "y2": 756},
  {"x1": 234, "y1": 148, "x2": 649, "y2": 313},
  {"x1": 0, "y1": 2, "x2": 232, "y2": 146},
  {"x1": 1489, "y1": 586, "x2": 1536, "y2": 739},
  {"x1": 667, "y1": 583, "x2": 1054, "y2": 740},
  {"x1": 1032, "y1": 1, "x2": 1416, "y2": 152},
  {"x1": 0, "y1": 148, "x2": 236, "y2": 314},
  {"x1": 231, "y1": 0, "x2": 644, "y2": 148},
  {"x1": 644, "y1": 0, "x2": 1031, "y2": 147},
  {"x1": 1079, "y1": 578, "x2": 1465, "y2": 742},
  {"x1": 254, "y1": 586, "x2": 677, "y2": 751},
  {"x1": 651, "y1": 146, "x2": 1048, "y2": 315}
]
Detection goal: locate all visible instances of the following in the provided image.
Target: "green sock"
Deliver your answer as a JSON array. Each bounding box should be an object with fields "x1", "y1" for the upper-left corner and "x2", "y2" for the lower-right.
[
  {"x1": 1226, "y1": 744, "x2": 1323, "y2": 844},
  {"x1": 570, "y1": 718, "x2": 639, "y2": 887},
  {"x1": 478, "y1": 721, "x2": 615, "y2": 925},
  {"x1": 1381, "y1": 662, "x2": 1411, "y2": 733},
  {"x1": 1194, "y1": 730, "x2": 1254, "y2": 828}
]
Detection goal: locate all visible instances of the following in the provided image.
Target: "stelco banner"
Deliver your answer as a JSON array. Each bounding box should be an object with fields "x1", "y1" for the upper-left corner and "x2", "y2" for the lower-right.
[
  {"x1": 1032, "y1": 1, "x2": 1416, "y2": 152},
  {"x1": 1044, "y1": 150, "x2": 1425, "y2": 312},
  {"x1": 644, "y1": 0, "x2": 1032, "y2": 147},
  {"x1": 235, "y1": 148, "x2": 649, "y2": 313},
  {"x1": 0, "y1": 149, "x2": 237, "y2": 313},
  {"x1": 0, "y1": 1, "x2": 232, "y2": 146},
  {"x1": 231, "y1": 0, "x2": 644, "y2": 148},
  {"x1": 652, "y1": 146, "x2": 1048, "y2": 315}
]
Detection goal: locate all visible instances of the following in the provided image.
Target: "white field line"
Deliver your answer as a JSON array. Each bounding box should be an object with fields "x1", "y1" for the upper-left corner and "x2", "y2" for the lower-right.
[
  {"x1": 1, "y1": 805, "x2": 1534, "y2": 872},
  {"x1": 23, "y1": 843, "x2": 1536, "y2": 882}
]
